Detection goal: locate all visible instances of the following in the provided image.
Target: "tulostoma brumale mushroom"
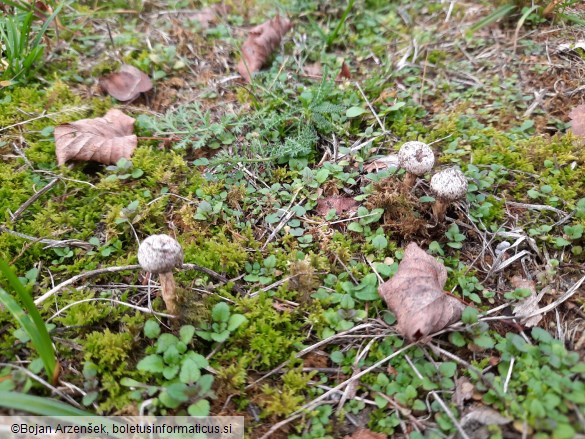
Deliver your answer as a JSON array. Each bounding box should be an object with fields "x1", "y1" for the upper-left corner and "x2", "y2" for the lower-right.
[
  {"x1": 430, "y1": 167, "x2": 468, "y2": 221},
  {"x1": 138, "y1": 234, "x2": 184, "y2": 315},
  {"x1": 397, "y1": 141, "x2": 435, "y2": 191}
]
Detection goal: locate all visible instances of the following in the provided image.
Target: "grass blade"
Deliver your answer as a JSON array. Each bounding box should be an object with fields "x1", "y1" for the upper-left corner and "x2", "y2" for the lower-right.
[
  {"x1": 467, "y1": 4, "x2": 517, "y2": 36},
  {"x1": 326, "y1": 0, "x2": 356, "y2": 48},
  {"x1": 0, "y1": 391, "x2": 92, "y2": 415},
  {"x1": 0, "y1": 260, "x2": 57, "y2": 382}
]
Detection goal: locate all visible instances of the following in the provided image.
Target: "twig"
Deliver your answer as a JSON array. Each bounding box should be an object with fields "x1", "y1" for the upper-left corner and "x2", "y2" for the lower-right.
[
  {"x1": 0, "y1": 226, "x2": 94, "y2": 250},
  {"x1": 503, "y1": 356, "x2": 515, "y2": 394},
  {"x1": 0, "y1": 106, "x2": 90, "y2": 133},
  {"x1": 355, "y1": 81, "x2": 386, "y2": 135},
  {"x1": 35, "y1": 263, "x2": 246, "y2": 305},
  {"x1": 47, "y1": 298, "x2": 174, "y2": 322},
  {"x1": 182, "y1": 263, "x2": 247, "y2": 295},
  {"x1": 10, "y1": 178, "x2": 60, "y2": 222},
  {"x1": 35, "y1": 265, "x2": 142, "y2": 305}
]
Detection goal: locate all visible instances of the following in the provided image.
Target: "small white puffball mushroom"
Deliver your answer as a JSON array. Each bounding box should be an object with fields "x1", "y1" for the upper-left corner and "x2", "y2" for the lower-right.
[
  {"x1": 138, "y1": 234, "x2": 184, "y2": 315},
  {"x1": 430, "y1": 167, "x2": 468, "y2": 221},
  {"x1": 397, "y1": 141, "x2": 435, "y2": 191}
]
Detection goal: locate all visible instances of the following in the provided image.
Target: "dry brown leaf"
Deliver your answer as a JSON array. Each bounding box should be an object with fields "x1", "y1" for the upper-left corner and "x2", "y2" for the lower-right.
[
  {"x1": 186, "y1": 4, "x2": 228, "y2": 28},
  {"x1": 316, "y1": 196, "x2": 359, "y2": 216},
  {"x1": 54, "y1": 109, "x2": 137, "y2": 165},
  {"x1": 453, "y1": 377, "x2": 475, "y2": 408},
  {"x1": 510, "y1": 275, "x2": 545, "y2": 327},
  {"x1": 303, "y1": 62, "x2": 322, "y2": 77},
  {"x1": 99, "y1": 64, "x2": 152, "y2": 102},
  {"x1": 378, "y1": 243, "x2": 466, "y2": 341},
  {"x1": 237, "y1": 15, "x2": 292, "y2": 82},
  {"x1": 363, "y1": 154, "x2": 399, "y2": 172},
  {"x1": 343, "y1": 429, "x2": 387, "y2": 439},
  {"x1": 569, "y1": 105, "x2": 585, "y2": 137},
  {"x1": 337, "y1": 61, "x2": 351, "y2": 80}
]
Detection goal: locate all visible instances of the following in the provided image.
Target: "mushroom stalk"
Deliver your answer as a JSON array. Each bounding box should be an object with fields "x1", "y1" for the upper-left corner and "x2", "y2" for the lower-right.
[
  {"x1": 138, "y1": 234, "x2": 184, "y2": 316},
  {"x1": 432, "y1": 199, "x2": 449, "y2": 222},
  {"x1": 159, "y1": 272, "x2": 177, "y2": 315}
]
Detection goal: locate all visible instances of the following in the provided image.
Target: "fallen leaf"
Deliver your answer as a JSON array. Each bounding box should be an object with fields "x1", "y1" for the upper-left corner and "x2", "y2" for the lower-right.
[
  {"x1": 378, "y1": 243, "x2": 466, "y2": 341},
  {"x1": 316, "y1": 196, "x2": 359, "y2": 216},
  {"x1": 569, "y1": 105, "x2": 585, "y2": 136},
  {"x1": 54, "y1": 109, "x2": 137, "y2": 165},
  {"x1": 363, "y1": 154, "x2": 399, "y2": 172},
  {"x1": 237, "y1": 15, "x2": 292, "y2": 82},
  {"x1": 303, "y1": 62, "x2": 322, "y2": 77},
  {"x1": 186, "y1": 4, "x2": 228, "y2": 28},
  {"x1": 453, "y1": 377, "x2": 475, "y2": 407},
  {"x1": 461, "y1": 406, "x2": 512, "y2": 427},
  {"x1": 510, "y1": 275, "x2": 546, "y2": 327},
  {"x1": 337, "y1": 61, "x2": 351, "y2": 80},
  {"x1": 99, "y1": 64, "x2": 152, "y2": 102},
  {"x1": 343, "y1": 429, "x2": 387, "y2": 439}
]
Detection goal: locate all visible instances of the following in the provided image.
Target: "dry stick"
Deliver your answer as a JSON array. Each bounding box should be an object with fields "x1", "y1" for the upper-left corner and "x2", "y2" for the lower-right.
[
  {"x1": 182, "y1": 263, "x2": 247, "y2": 295},
  {"x1": 10, "y1": 178, "x2": 60, "y2": 222},
  {"x1": 0, "y1": 106, "x2": 90, "y2": 133},
  {"x1": 47, "y1": 298, "x2": 174, "y2": 322},
  {"x1": 0, "y1": 225, "x2": 94, "y2": 250},
  {"x1": 503, "y1": 356, "x2": 515, "y2": 394},
  {"x1": 0, "y1": 363, "x2": 83, "y2": 409},
  {"x1": 35, "y1": 263, "x2": 246, "y2": 305},
  {"x1": 354, "y1": 81, "x2": 387, "y2": 136}
]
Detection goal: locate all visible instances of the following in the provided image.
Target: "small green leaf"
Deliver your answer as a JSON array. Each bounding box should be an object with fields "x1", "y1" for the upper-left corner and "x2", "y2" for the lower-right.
[
  {"x1": 227, "y1": 314, "x2": 247, "y2": 331},
  {"x1": 188, "y1": 399, "x2": 210, "y2": 416},
  {"x1": 347, "y1": 222, "x2": 363, "y2": 233},
  {"x1": 137, "y1": 355, "x2": 164, "y2": 373},
  {"x1": 330, "y1": 351, "x2": 344, "y2": 364},
  {"x1": 162, "y1": 365, "x2": 179, "y2": 379},
  {"x1": 212, "y1": 302, "x2": 230, "y2": 322},
  {"x1": 156, "y1": 333, "x2": 179, "y2": 353},
  {"x1": 371, "y1": 235, "x2": 388, "y2": 250},
  {"x1": 449, "y1": 332, "x2": 466, "y2": 347},
  {"x1": 211, "y1": 330, "x2": 230, "y2": 343},
  {"x1": 196, "y1": 374, "x2": 214, "y2": 394},
  {"x1": 473, "y1": 334, "x2": 495, "y2": 349},
  {"x1": 179, "y1": 358, "x2": 201, "y2": 384},
  {"x1": 180, "y1": 325, "x2": 196, "y2": 344},
  {"x1": 439, "y1": 362, "x2": 457, "y2": 378},
  {"x1": 346, "y1": 106, "x2": 367, "y2": 118},
  {"x1": 462, "y1": 307, "x2": 478, "y2": 324},
  {"x1": 144, "y1": 320, "x2": 161, "y2": 339}
]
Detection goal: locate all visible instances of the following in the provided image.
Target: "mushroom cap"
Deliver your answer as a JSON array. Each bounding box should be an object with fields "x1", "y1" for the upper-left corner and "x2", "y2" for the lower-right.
[
  {"x1": 430, "y1": 167, "x2": 468, "y2": 201},
  {"x1": 138, "y1": 234, "x2": 183, "y2": 274},
  {"x1": 398, "y1": 141, "x2": 435, "y2": 176}
]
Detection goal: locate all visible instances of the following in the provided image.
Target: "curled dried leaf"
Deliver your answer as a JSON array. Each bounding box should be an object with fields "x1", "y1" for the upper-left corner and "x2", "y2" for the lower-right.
[
  {"x1": 99, "y1": 64, "x2": 152, "y2": 102},
  {"x1": 187, "y1": 4, "x2": 228, "y2": 28},
  {"x1": 316, "y1": 196, "x2": 359, "y2": 216},
  {"x1": 343, "y1": 429, "x2": 387, "y2": 439},
  {"x1": 54, "y1": 109, "x2": 137, "y2": 165},
  {"x1": 303, "y1": 62, "x2": 322, "y2": 77},
  {"x1": 337, "y1": 61, "x2": 351, "y2": 80},
  {"x1": 237, "y1": 15, "x2": 292, "y2": 82},
  {"x1": 569, "y1": 104, "x2": 585, "y2": 137},
  {"x1": 510, "y1": 275, "x2": 545, "y2": 327},
  {"x1": 378, "y1": 243, "x2": 465, "y2": 341}
]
